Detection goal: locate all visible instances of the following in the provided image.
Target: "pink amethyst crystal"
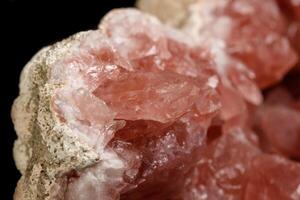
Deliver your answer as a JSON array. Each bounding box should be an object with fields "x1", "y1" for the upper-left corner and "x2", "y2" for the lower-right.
[
  {"x1": 51, "y1": 9, "x2": 220, "y2": 199},
  {"x1": 12, "y1": 2, "x2": 300, "y2": 200}
]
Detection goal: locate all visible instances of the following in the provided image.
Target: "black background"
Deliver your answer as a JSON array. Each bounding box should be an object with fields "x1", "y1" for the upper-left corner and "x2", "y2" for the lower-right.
[{"x1": 2, "y1": 0, "x2": 135, "y2": 199}]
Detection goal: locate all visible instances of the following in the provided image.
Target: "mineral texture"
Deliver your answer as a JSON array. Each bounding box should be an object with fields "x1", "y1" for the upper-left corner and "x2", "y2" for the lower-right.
[
  {"x1": 12, "y1": 1, "x2": 300, "y2": 200},
  {"x1": 13, "y1": 9, "x2": 219, "y2": 200}
]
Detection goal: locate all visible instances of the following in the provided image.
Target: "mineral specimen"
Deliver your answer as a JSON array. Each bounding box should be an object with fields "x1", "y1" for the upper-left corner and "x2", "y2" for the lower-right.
[
  {"x1": 13, "y1": 9, "x2": 219, "y2": 200},
  {"x1": 12, "y1": 1, "x2": 300, "y2": 200}
]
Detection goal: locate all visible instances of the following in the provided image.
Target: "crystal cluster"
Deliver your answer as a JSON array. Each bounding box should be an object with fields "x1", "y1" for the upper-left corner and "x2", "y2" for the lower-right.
[{"x1": 12, "y1": 1, "x2": 300, "y2": 200}]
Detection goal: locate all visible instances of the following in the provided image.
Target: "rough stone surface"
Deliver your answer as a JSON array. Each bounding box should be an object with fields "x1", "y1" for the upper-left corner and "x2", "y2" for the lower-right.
[{"x1": 12, "y1": 31, "x2": 101, "y2": 200}]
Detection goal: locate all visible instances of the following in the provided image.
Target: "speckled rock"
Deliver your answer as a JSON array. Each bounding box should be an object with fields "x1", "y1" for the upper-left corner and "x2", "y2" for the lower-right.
[{"x1": 12, "y1": 31, "x2": 101, "y2": 200}]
